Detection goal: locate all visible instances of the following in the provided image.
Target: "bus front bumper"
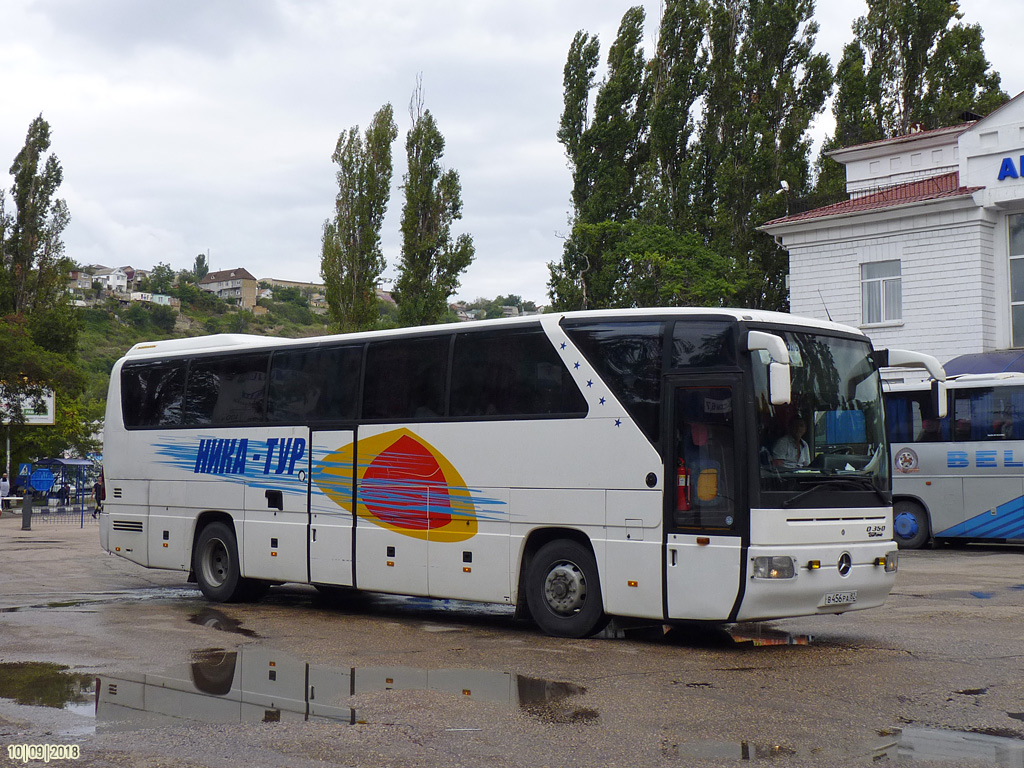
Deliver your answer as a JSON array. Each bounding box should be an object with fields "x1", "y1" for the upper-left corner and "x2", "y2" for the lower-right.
[{"x1": 735, "y1": 543, "x2": 897, "y2": 621}]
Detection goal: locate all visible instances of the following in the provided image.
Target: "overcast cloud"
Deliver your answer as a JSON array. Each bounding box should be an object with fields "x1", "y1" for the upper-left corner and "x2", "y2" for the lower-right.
[{"x1": 3, "y1": 1, "x2": 1023, "y2": 306}]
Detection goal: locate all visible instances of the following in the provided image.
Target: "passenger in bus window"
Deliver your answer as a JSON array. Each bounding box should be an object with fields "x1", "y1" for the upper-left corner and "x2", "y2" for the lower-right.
[
  {"x1": 772, "y1": 416, "x2": 810, "y2": 468},
  {"x1": 916, "y1": 418, "x2": 941, "y2": 442}
]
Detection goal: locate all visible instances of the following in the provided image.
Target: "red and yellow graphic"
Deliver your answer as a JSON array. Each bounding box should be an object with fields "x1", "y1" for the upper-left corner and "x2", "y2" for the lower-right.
[{"x1": 314, "y1": 429, "x2": 477, "y2": 542}]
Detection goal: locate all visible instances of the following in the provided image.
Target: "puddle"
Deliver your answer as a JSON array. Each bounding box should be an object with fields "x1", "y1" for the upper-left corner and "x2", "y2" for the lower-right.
[
  {"x1": 188, "y1": 607, "x2": 260, "y2": 637},
  {"x1": 0, "y1": 662, "x2": 95, "y2": 712},
  {"x1": 726, "y1": 627, "x2": 812, "y2": 647},
  {"x1": 662, "y1": 739, "x2": 797, "y2": 760},
  {"x1": 0, "y1": 587, "x2": 201, "y2": 614},
  {"x1": 661, "y1": 727, "x2": 1024, "y2": 764},
  {"x1": 883, "y1": 726, "x2": 1024, "y2": 765},
  {"x1": 93, "y1": 647, "x2": 595, "y2": 730}
]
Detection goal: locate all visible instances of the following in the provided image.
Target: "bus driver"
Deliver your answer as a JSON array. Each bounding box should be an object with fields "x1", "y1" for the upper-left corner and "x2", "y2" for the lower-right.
[{"x1": 773, "y1": 416, "x2": 810, "y2": 468}]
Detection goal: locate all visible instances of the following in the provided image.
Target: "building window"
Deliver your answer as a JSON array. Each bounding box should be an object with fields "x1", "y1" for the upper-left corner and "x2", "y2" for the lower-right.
[
  {"x1": 1010, "y1": 214, "x2": 1024, "y2": 347},
  {"x1": 861, "y1": 260, "x2": 902, "y2": 325}
]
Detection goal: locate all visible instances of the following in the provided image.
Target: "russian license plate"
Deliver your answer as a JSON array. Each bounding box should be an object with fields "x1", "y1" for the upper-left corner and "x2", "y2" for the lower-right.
[{"x1": 822, "y1": 591, "x2": 858, "y2": 607}]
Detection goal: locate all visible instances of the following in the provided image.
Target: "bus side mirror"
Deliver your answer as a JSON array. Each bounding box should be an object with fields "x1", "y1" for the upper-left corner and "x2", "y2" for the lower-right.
[
  {"x1": 747, "y1": 331, "x2": 792, "y2": 406},
  {"x1": 932, "y1": 379, "x2": 948, "y2": 419},
  {"x1": 769, "y1": 362, "x2": 792, "y2": 406}
]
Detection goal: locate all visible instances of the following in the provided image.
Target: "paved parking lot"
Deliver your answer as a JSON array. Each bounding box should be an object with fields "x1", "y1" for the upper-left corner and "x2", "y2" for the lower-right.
[{"x1": 1, "y1": 514, "x2": 1022, "y2": 767}]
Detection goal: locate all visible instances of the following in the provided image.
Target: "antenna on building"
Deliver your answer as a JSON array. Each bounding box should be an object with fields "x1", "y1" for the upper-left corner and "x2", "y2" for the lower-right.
[{"x1": 817, "y1": 288, "x2": 833, "y2": 322}]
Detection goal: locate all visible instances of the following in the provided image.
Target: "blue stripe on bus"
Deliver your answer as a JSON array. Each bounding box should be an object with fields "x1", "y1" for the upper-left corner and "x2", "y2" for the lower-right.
[{"x1": 936, "y1": 495, "x2": 1024, "y2": 539}]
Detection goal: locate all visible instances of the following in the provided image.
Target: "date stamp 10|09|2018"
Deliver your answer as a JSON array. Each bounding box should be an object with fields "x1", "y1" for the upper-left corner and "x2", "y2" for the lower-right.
[{"x1": 6, "y1": 744, "x2": 81, "y2": 764}]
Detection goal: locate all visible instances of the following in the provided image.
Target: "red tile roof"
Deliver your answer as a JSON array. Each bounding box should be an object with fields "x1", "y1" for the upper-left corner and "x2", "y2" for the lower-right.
[{"x1": 763, "y1": 172, "x2": 982, "y2": 226}]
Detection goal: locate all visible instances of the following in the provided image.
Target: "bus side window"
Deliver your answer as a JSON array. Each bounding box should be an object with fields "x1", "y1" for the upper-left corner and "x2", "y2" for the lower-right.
[
  {"x1": 268, "y1": 345, "x2": 361, "y2": 423},
  {"x1": 450, "y1": 329, "x2": 587, "y2": 418},
  {"x1": 122, "y1": 361, "x2": 186, "y2": 428},
  {"x1": 363, "y1": 336, "x2": 448, "y2": 421}
]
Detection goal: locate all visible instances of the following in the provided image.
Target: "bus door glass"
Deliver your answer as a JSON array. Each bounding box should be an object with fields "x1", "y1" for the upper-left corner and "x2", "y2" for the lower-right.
[
  {"x1": 665, "y1": 379, "x2": 743, "y2": 621},
  {"x1": 269, "y1": 344, "x2": 362, "y2": 587},
  {"x1": 950, "y1": 386, "x2": 1024, "y2": 539}
]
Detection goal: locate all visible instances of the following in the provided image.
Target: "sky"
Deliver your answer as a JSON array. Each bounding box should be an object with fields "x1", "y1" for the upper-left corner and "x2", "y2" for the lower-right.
[{"x1": 3, "y1": 1, "x2": 1023, "y2": 308}]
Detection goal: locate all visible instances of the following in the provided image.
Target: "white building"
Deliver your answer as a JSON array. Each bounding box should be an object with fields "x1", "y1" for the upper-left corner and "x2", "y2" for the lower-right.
[
  {"x1": 93, "y1": 267, "x2": 129, "y2": 293},
  {"x1": 763, "y1": 92, "x2": 1024, "y2": 372}
]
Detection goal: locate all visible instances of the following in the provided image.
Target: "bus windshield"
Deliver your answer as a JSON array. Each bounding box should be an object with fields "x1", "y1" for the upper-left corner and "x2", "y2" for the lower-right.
[{"x1": 752, "y1": 331, "x2": 889, "y2": 501}]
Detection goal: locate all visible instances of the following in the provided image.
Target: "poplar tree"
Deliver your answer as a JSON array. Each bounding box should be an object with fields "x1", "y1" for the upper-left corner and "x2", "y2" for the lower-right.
[
  {"x1": 321, "y1": 104, "x2": 398, "y2": 331},
  {"x1": 689, "y1": 0, "x2": 830, "y2": 310},
  {"x1": 393, "y1": 84, "x2": 474, "y2": 326},
  {"x1": 816, "y1": 0, "x2": 1008, "y2": 201},
  {"x1": 550, "y1": 7, "x2": 649, "y2": 309},
  {"x1": 0, "y1": 116, "x2": 86, "y2": 453}
]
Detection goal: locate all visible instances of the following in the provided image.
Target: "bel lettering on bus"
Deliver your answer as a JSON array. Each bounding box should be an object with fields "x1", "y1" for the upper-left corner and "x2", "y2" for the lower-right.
[{"x1": 946, "y1": 449, "x2": 1024, "y2": 468}]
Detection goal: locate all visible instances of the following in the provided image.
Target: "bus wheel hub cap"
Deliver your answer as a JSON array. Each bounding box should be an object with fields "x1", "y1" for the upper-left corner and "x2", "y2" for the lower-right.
[{"x1": 544, "y1": 563, "x2": 586, "y2": 614}]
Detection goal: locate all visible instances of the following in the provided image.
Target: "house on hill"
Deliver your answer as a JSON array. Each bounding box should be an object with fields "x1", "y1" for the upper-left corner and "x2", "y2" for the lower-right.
[{"x1": 198, "y1": 268, "x2": 258, "y2": 310}]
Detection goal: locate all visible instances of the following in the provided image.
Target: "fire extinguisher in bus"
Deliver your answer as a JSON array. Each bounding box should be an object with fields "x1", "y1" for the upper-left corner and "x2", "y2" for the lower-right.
[{"x1": 677, "y1": 458, "x2": 690, "y2": 511}]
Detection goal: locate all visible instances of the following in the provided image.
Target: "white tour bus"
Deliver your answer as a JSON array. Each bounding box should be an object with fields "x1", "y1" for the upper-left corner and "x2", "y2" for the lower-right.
[
  {"x1": 885, "y1": 372, "x2": 1024, "y2": 548},
  {"x1": 101, "y1": 309, "x2": 941, "y2": 637}
]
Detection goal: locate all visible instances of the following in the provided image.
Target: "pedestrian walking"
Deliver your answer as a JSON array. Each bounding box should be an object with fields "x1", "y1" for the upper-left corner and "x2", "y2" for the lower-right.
[{"x1": 92, "y1": 476, "x2": 104, "y2": 518}]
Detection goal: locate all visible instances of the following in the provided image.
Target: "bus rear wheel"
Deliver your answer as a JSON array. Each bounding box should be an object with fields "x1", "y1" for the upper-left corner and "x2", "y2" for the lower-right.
[
  {"x1": 893, "y1": 500, "x2": 930, "y2": 549},
  {"x1": 526, "y1": 540, "x2": 608, "y2": 638},
  {"x1": 194, "y1": 522, "x2": 249, "y2": 602}
]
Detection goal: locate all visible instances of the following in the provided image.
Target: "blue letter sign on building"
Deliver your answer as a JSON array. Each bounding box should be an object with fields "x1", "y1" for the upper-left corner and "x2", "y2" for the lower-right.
[{"x1": 998, "y1": 156, "x2": 1024, "y2": 181}]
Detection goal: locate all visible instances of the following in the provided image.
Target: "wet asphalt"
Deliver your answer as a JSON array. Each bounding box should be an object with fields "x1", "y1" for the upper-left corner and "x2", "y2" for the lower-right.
[{"x1": 1, "y1": 509, "x2": 1023, "y2": 767}]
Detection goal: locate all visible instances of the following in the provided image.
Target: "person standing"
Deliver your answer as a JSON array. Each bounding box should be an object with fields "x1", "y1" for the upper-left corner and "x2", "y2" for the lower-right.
[
  {"x1": 0, "y1": 472, "x2": 9, "y2": 513},
  {"x1": 92, "y1": 476, "x2": 104, "y2": 518}
]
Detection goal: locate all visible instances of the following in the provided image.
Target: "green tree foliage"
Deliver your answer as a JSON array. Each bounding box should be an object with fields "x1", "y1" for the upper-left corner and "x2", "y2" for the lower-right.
[
  {"x1": 852, "y1": 0, "x2": 1007, "y2": 138},
  {"x1": 146, "y1": 262, "x2": 176, "y2": 294},
  {"x1": 699, "y1": 0, "x2": 831, "y2": 310},
  {"x1": 550, "y1": 8, "x2": 650, "y2": 308},
  {"x1": 550, "y1": 1, "x2": 828, "y2": 312},
  {"x1": 193, "y1": 252, "x2": 209, "y2": 282},
  {"x1": 0, "y1": 116, "x2": 89, "y2": 462},
  {"x1": 646, "y1": 0, "x2": 709, "y2": 230},
  {"x1": 393, "y1": 82, "x2": 475, "y2": 326},
  {"x1": 816, "y1": 0, "x2": 1009, "y2": 199},
  {"x1": 464, "y1": 294, "x2": 539, "y2": 319},
  {"x1": 321, "y1": 104, "x2": 398, "y2": 331}
]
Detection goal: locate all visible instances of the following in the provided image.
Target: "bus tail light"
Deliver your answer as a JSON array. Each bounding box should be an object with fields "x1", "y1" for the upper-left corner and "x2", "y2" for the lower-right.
[{"x1": 751, "y1": 556, "x2": 796, "y2": 579}]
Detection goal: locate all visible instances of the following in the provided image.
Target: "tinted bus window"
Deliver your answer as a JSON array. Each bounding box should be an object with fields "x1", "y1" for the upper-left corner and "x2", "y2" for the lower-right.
[
  {"x1": 268, "y1": 345, "x2": 361, "y2": 423},
  {"x1": 564, "y1": 321, "x2": 663, "y2": 443},
  {"x1": 671, "y1": 320, "x2": 735, "y2": 368},
  {"x1": 363, "y1": 336, "x2": 448, "y2": 420},
  {"x1": 121, "y1": 361, "x2": 187, "y2": 428},
  {"x1": 953, "y1": 385, "x2": 1024, "y2": 441},
  {"x1": 183, "y1": 354, "x2": 270, "y2": 425},
  {"x1": 885, "y1": 390, "x2": 947, "y2": 443},
  {"x1": 450, "y1": 329, "x2": 587, "y2": 418}
]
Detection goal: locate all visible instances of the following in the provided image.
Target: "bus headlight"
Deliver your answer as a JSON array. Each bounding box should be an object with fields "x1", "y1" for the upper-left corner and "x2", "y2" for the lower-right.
[{"x1": 751, "y1": 556, "x2": 796, "y2": 580}]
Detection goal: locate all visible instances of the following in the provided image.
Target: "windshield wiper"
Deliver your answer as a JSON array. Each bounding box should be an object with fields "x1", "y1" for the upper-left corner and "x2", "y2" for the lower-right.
[{"x1": 782, "y1": 477, "x2": 891, "y2": 508}]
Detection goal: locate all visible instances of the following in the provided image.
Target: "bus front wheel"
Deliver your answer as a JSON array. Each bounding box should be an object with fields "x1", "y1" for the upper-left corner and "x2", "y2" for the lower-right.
[
  {"x1": 194, "y1": 522, "x2": 247, "y2": 602},
  {"x1": 526, "y1": 540, "x2": 608, "y2": 638},
  {"x1": 893, "y1": 500, "x2": 930, "y2": 549}
]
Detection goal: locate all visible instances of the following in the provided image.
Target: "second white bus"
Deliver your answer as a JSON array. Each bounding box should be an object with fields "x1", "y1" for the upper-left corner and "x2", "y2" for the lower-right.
[
  {"x1": 885, "y1": 372, "x2": 1024, "y2": 548},
  {"x1": 101, "y1": 309, "x2": 940, "y2": 637}
]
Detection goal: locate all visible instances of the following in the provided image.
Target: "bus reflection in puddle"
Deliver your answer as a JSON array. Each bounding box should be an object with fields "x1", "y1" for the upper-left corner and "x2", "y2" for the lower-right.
[{"x1": 94, "y1": 647, "x2": 595, "y2": 729}]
